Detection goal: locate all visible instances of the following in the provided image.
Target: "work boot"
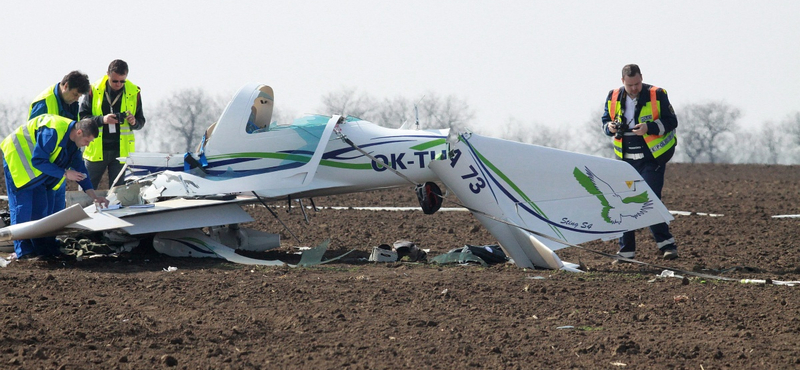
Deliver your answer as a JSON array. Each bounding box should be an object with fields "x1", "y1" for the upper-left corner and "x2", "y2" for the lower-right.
[{"x1": 662, "y1": 246, "x2": 679, "y2": 260}]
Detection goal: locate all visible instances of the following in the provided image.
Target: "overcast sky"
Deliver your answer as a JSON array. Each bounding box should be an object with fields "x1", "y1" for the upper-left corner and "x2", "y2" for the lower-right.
[{"x1": 2, "y1": 1, "x2": 798, "y2": 137}]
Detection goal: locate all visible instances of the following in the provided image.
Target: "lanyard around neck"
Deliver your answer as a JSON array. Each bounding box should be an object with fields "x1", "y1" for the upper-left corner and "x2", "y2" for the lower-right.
[{"x1": 105, "y1": 87, "x2": 122, "y2": 113}]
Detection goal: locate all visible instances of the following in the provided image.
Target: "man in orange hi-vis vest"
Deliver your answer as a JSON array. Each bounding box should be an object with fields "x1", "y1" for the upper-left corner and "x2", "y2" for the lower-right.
[{"x1": 602, "y1": 64, "x2": 679, "y2": 261}]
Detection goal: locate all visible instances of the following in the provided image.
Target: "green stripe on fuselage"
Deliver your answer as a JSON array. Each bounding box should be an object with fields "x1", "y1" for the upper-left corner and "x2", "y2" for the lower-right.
[{"x1": 410, "y1": 138, "x2": 446, "y2": 151}]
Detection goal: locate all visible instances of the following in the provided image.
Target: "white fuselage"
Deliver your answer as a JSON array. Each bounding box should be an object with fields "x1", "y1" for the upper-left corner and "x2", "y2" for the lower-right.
[{"x1": 124, "y1": 84, "x2": 449, "y2": 200}]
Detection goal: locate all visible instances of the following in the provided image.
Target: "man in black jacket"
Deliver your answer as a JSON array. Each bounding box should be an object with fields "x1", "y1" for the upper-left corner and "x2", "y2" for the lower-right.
[
  {"x1": 79, "y1": 59, "x2": 146, "y2": 189},
  {"x1": 601, "y1": 64, "x2": 679, "y2": 261}
]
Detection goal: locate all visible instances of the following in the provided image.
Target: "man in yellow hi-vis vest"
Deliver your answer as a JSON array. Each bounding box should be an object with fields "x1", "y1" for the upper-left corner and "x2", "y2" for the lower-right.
[
  {"x1": 79, "y1": 59, "x2": 146, "y2": 189},
  {"x1": 29, "y1": 70, "x2": 90, "y2": 121},
  {"x1": 601, "y1": 64, "x2": 679, "y2": 261},
  {"x1": 28, "y1": 70, "x2": 91, "y2": 258},
  {"x1": 1, "y1": 115, "x2": 109, "y2": 260}
]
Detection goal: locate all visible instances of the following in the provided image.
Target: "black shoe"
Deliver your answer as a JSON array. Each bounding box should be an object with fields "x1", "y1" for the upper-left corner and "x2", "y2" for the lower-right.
[{"x1": 662, "y1": 246, "x2": 679, "y2": 260}]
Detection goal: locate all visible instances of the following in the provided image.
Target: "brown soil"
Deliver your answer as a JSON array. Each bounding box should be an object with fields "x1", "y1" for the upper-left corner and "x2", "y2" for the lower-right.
[{"x1": 1, "y1": 163, "x2": 799, "y2": 369}]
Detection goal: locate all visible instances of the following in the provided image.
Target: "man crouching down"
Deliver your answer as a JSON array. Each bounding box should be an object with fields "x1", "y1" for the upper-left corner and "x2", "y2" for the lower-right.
[{"x1": 1, "y1": 115, "x2": 109, "y2": 259}]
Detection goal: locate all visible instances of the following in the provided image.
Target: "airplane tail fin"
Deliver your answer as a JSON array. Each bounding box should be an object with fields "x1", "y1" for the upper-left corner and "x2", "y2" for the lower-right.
[{"x1": 429, "y1": 133, "x2": 673, "y2": 270}]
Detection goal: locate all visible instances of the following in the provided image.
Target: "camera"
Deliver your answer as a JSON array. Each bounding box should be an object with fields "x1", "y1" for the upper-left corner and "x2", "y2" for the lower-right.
[
  {"x1": 612, "y1": 120, "x2": 628, "y2": 139},
  {"x1": 114, "y1": 111, "x2": 128, "y2": 122}
]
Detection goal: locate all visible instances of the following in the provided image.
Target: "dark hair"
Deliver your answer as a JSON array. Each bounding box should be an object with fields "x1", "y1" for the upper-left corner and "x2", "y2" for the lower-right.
[
  {"x1": 61, "y1": 71, "x2": 91, "y2": 94},
  {"x1": 622, "y1": 64, "x2": 642, "y2": 78},
  {"x1": 76, "y1": 117, "x2": 99, "y2": 138},
  {"x1": 107, "y1": 59, "x2": 129, "y2": 76}
]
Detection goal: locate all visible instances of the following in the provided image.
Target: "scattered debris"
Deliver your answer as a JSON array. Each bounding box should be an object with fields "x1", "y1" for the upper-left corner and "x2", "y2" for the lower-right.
[
  {"x1": 368, "y1": 244, "x2": 397, "y2": 262},
  {"x1": 659, "y1": 270, "x2": 683, "y2": 279},
  {"x1": 429, "y1": 244, "x2": 508, "y2": 266},
  {"x1": 368, "y1": 240, "x2": 427, "y2": 262},
  {"x1": 163, "y1": 266, "x2": 178, "y2": 272},
  {"x1": 393, "y1": 240, "x2": 427, "y2": 262},
  {"x1": 297, "y1": 240, "x2": 355, "y2": 267},
  {"x1": 673, "y1": 294, "x2": 690, "y2": 303},
  {"x1": 60, "y1": 236, "x2": 128, "y2": 259}
]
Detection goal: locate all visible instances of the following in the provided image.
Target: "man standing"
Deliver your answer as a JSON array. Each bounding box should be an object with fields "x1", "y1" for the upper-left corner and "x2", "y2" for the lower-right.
[
  {"x1": 602, "y1": 64, "x2": 679, "y2": 260},
  {"x1": 1, "y1": 115, "x2": 108, "y2": 259},
  {"x1": 79, "y1": 59, "x2": 146, "y2": 189},
  {"x1": 28, "y1": 70, "x2": 91, "y2": 254}
]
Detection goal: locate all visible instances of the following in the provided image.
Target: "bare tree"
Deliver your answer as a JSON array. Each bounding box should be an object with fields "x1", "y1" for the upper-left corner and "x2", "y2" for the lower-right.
[
  {"x1": 725, "y1": 128, "x2": 779, "y2": 164},
  {"x1": 756, "y1": 125, "x2": 783, "y2": 164},
  {"x1": 321, "y1": 88, "x2": 475, "y2": 132},
  {"x1": 498, "y1": 117, "x2": 535, "y2": 143},
  {"x1": 417, "y1": 92, "x2": 475, "y2": 133},
  {"x1": 148, "y1": 88, "x2": 226, "y2": 153},
  {"x1": 320, "y1": 87, "x2": 377, "y2": 120},
  {"x1": 678, "y1": 101, "x2": 740, "y2": 163},
  {"x1": 782, "y1": 112, "x2": 800, "y2": 163},
  {"x1": 0, "y1": 98, "x2": 29, "y2": 138},
  {"x1": 496, "y1": 118, "x2": 577, "y2": 151},
  {"x1": 576, "y1": 108, "x2": 615, "y2": 158},
  {"x1": 785, "y1": 112, "x2": 800, "y2": 144},
  {"x1": 374, "y1": 96, "x2": 414, "y2": 128}
]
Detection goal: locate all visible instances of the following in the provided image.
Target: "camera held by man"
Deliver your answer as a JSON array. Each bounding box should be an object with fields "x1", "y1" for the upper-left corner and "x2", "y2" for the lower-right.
[
  {"x1": 612, "y1": 118, "x2": 628, "y2": 139},
  {"x1": 114, "y1": 111, "x2": 128, "y2": 123}
]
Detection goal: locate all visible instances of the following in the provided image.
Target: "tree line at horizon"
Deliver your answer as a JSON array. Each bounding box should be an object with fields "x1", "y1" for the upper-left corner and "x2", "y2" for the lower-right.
[{"x1": 0, "y1": 88, "x2": 798, "y2": 165}]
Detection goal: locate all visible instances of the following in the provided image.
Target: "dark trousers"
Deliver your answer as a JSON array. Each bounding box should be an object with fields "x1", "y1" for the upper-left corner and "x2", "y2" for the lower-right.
[
  {"x1": 85, "y1": 150, "x2": 125, "y2": 189},
  {"x1": 619, "y1": 159, "x2": 674, "y2": 255}
]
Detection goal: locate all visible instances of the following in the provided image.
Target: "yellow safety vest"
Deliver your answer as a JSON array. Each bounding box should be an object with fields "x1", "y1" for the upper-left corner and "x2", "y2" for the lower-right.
[
  {"x1": 28, "y1": 85, "x2": 60, "y2": 118},
  {"x1": 0, "y1": 114, "x2": 72, "y2": 190},
  {"x1": 608, "y1": 86, "x2": 677, "y2": 159},
  {"x1": 83, "y1": 76, "x2": 139, "y2": 161}
]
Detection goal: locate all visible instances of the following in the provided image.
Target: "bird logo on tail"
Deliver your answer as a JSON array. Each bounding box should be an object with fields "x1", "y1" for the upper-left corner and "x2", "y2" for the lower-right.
[{"x1": 573, "y1": 166, "x2": 653, "y2": 224}]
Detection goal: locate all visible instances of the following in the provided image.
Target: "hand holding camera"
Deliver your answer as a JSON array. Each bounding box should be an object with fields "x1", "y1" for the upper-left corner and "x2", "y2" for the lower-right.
[
  {"x1": 114, "y1": 111, "x2": 128, "y2": 123},
  {"x1": 612, "y1": 119, "x2": 628, "y2": 139}
]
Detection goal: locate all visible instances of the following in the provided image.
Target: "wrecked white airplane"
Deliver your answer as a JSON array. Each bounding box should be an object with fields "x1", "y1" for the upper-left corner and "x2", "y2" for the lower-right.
[{"x1": 0, "y1": 83, "x2": 673, "y2": 270}]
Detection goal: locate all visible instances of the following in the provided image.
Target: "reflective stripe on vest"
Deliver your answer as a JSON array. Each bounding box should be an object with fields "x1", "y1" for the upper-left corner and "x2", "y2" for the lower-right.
[
  {"x1": 83, "y1": 76, "x2": 139, "y2": 161},
  {"x1": 0, "y1": 115, "x2": 71, "y2": 189}
]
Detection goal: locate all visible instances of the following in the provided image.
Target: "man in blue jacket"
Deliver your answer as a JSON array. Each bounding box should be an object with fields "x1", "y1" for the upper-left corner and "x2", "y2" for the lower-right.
[
  {"x1": 29, "y1": 70, "x2": 90, "y2": 121},
  {"x1": 1, "y1": 115, "x2": 108, "y2": 260},
  {"x1": 28, "y1": 70, "x2": 91, "y2": 256}
]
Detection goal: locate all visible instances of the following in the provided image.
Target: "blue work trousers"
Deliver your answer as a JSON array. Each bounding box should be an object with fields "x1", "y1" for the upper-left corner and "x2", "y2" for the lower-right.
[{"x1": 4, "y1": 167, "x2": 59, "y2": 257}]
